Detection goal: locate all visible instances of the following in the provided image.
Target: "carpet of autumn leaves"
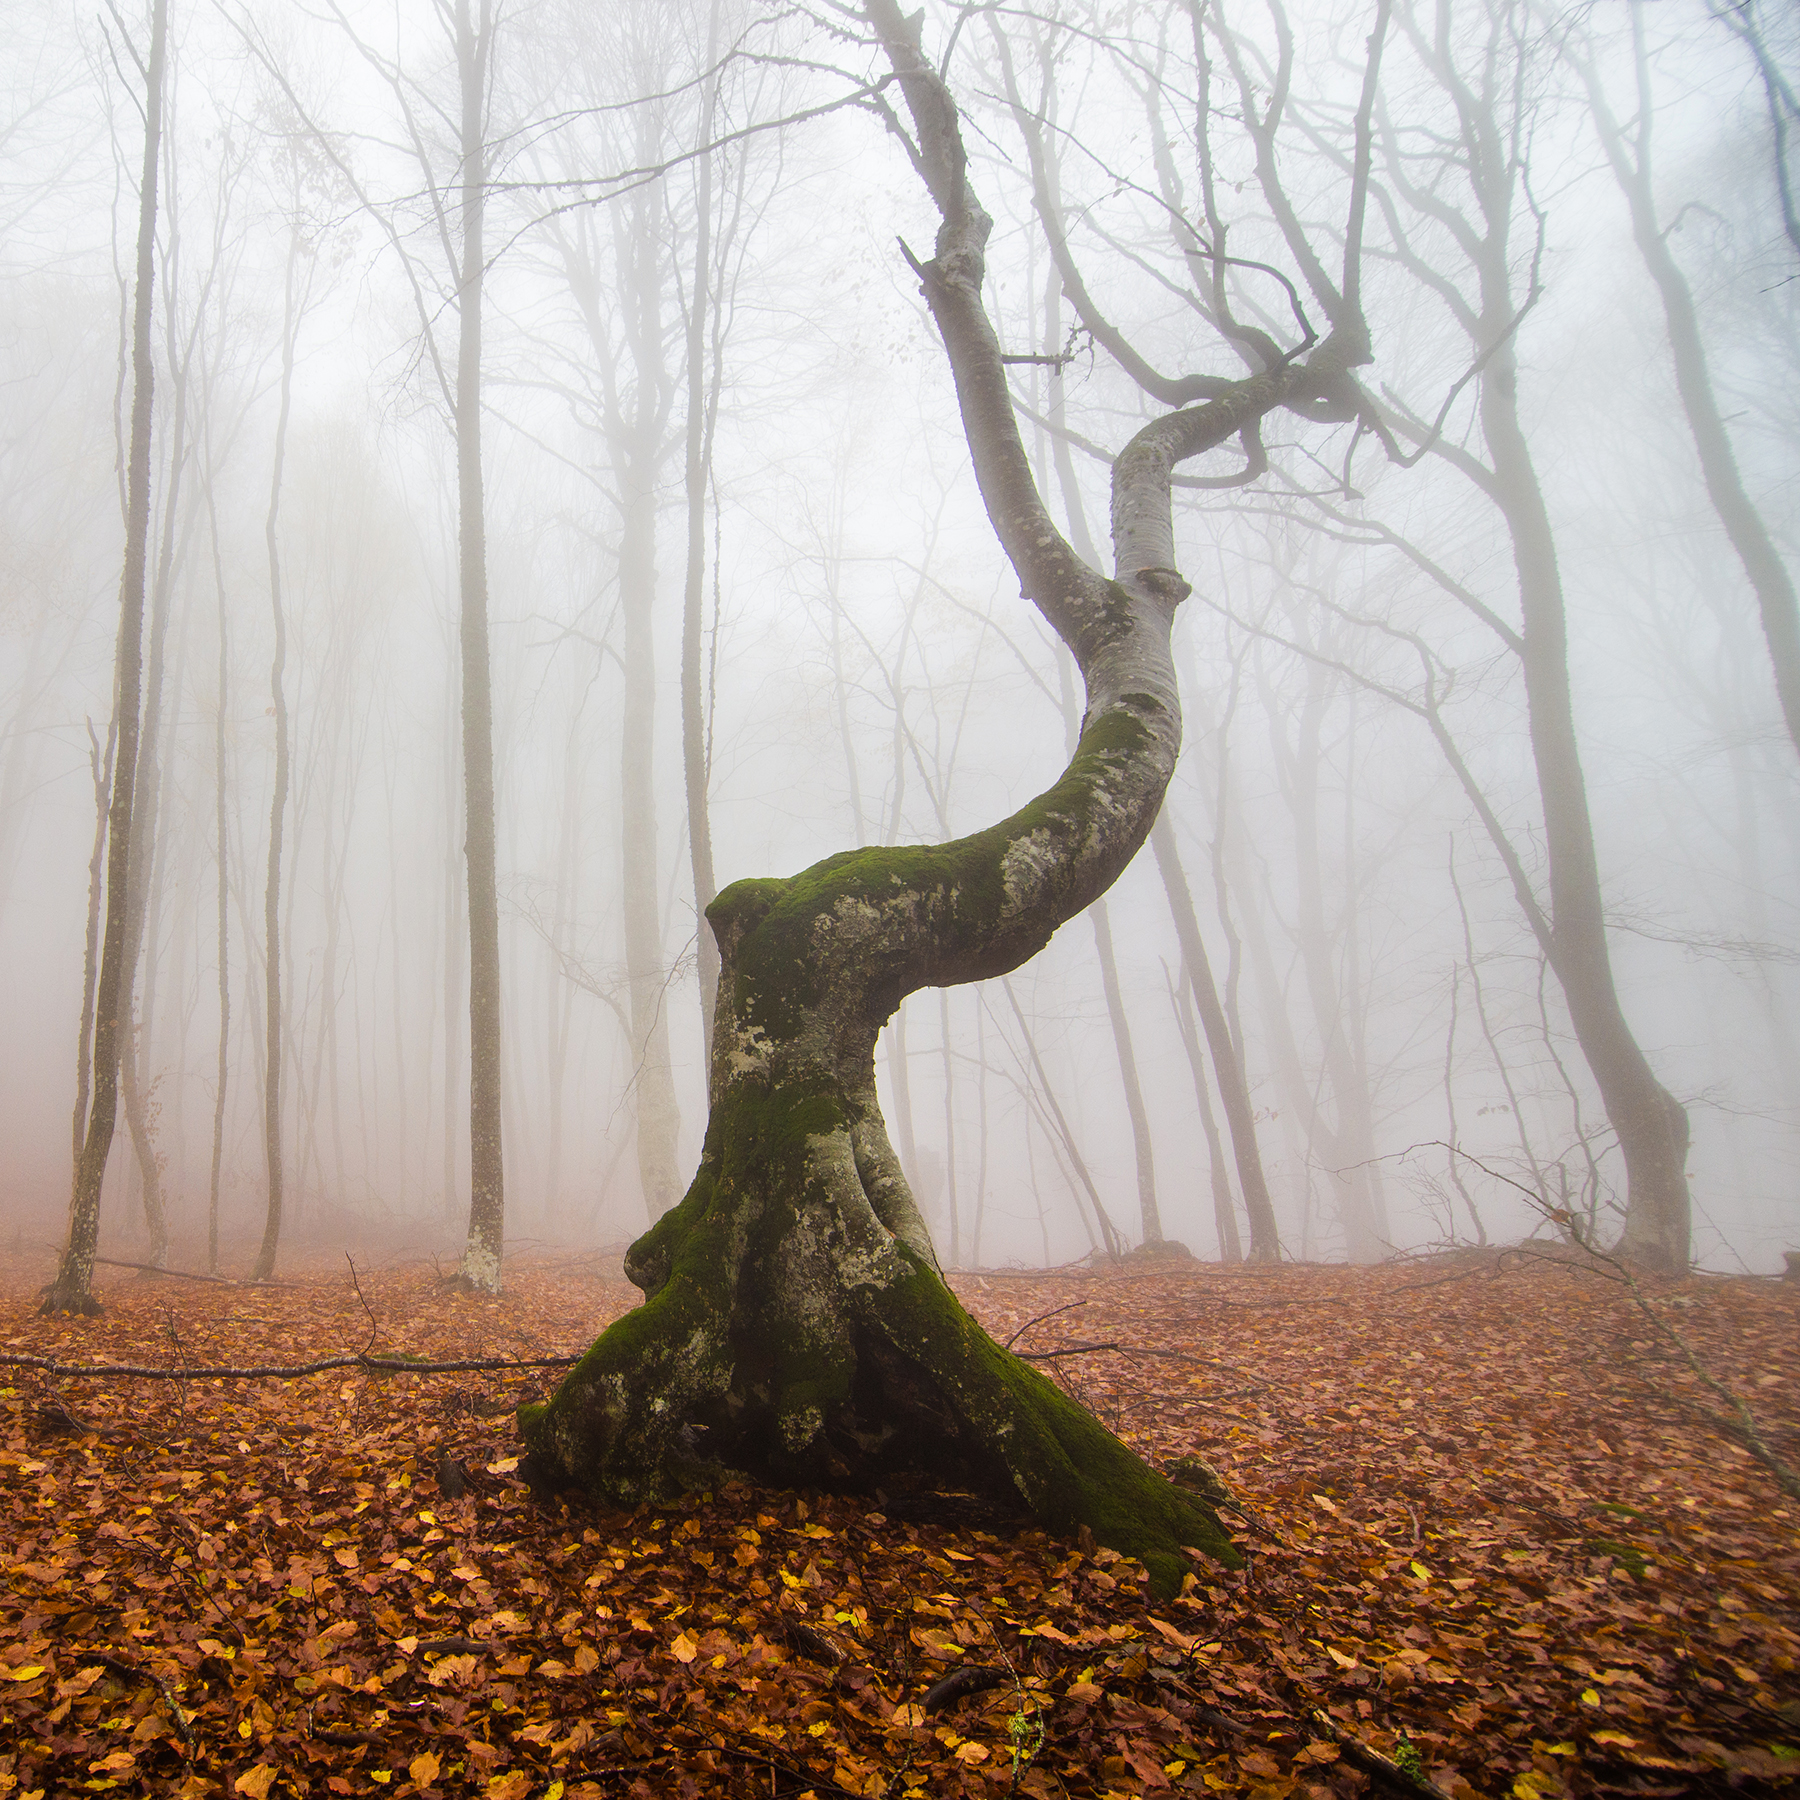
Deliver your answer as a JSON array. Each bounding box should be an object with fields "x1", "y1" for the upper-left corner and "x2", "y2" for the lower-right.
[{"x1": 1, "y1": 1246, "x2": 1797, "y2": 1800}]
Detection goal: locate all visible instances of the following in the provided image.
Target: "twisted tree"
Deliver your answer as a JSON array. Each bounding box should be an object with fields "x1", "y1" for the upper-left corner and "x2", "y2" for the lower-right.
[{"x1": 522, "y1": 0, "x2": 1390, "y2": 1588}]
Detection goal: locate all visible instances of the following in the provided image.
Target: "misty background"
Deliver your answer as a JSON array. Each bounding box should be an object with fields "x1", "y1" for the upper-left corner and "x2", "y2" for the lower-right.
[{"x1": 2, "y1": 0, "x2": 1795, "y2": 1278}]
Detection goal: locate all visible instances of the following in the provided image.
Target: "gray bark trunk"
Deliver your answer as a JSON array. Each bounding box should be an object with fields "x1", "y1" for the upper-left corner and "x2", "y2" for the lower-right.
[
  {"x1": 252, "y1": 227, "x2": 300, "y2": 1283},
  {"x1": 455, "y1": 0, "x2": 505, "y2": 1290},
  {"x1": 1150, "y1": 814, "x2": 1280, "y2": 1261},
  {"x1": 1092, "y1": 898, "x2": 1161, "y2": 1246},
  {"x1": 46, "y1": 0, "x2": 168, "y2": 1314},
  {"x1": 524, "y1": 0, "x2": 1382, "y2": 1586}
]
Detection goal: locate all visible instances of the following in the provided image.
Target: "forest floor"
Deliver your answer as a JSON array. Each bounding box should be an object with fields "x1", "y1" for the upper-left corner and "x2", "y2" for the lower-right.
[{"x1": 0, "y1": 1245, "x2": 1796, "y2": 1800}]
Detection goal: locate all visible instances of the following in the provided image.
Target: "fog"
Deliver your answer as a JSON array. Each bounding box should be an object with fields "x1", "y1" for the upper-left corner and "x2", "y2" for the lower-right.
[{"x1": 3, "y1": 0, "x2": 1796, "y2": 1285}]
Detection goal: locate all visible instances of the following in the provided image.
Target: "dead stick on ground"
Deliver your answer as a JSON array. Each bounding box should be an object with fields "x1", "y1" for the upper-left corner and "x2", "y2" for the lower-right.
[
  {"x1": 97, "y1": 1654, "x2": 195, "y2": 1750},
  {"x1": 1309, "y1": 1709, "x2": 1453, "y2": 1800},
  {"x1": 0, "y1": 1351, "x2": 577, "y2": 1381}
]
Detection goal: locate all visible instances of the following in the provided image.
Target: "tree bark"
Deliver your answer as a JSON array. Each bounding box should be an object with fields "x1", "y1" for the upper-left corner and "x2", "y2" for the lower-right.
[
  {"x1": 1169, "y1": 964, "x2": 1242, "y2": 1262},
  {"x1": 1580, "y1": 9, "x2": 1800, "y2": 761},
  {"x1": 252, "y1": 227, "x2": 300, "y2": 1284},
  {"x1": 455, "y1": 0, "x2": 505, "y2": 1290},
  {"x1": 45, "y1": 0, "x2": 168, "y2": 1315},
  {"x1": 1483, "y1": 341, "x2": 1691, "y2": 1271},
  {"x1": 1092, "y1": 898, "x2": 1162, "y2": 1246},
  {"x1": 681, "y1": 0, "x2": 725, "y2": 1064},
  {"x1": 523, "y1": 0, "x2": 1381, "y2": 1586},
  {"x1": 1151, "y1": 814, "x2": 1280, "y2": 1261}
]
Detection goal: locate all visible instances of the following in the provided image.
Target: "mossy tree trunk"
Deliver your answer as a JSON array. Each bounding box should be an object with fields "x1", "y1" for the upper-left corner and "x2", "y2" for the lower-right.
[{"x1": 523, "y1": 0, "x2": 1386, "y2": 1591}]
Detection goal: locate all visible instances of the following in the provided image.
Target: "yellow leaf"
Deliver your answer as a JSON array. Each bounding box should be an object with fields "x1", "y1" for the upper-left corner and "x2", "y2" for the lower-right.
[
  {"x1": 0, "y1": 1667, "x2": 44, "y2": 1683},
  {"x1": 409, "y1": 1751, "x2": 441, "y2": 1785},
  {"x1": 1327, "y1": 1646, "x2": 1358, "y2": 1669},
  {"x1": 234, "y1": 1765, "x2": 277, "y2": 1800},
  {"x1": 890, "y1": 1704, "x2": 926, "y2": 1728},
  {"x1": 954, "y1": 1742, "x2": 989, "y2": 1765},
  {"x1": 1592, "y1": 1731, "x2": 1637, "y2": 1747},
  {"x1": 1409, "y1": 1561, "x2": 1430, "y2": 1581},
  {"x1": 371, "y1": 1775, "x2": 391, "y2": 1787},
  {"x1": 808, "y1": 1721, "x2": 831, "y2": 1737},
  {"x1": 573, "y1": 1644, "x2": 600, "y2": 1674},
  {"x1": 487, "y1": 1773, "x2": 533, "y2": 1800},
  {"x1": 486, "y1": 1456, "x2": 519, "y2": 1475},
  {"x1": 1311, "y1": 1494, "x2": 1339, "y2": 1514},
  {"x1": 671, "y1": 1633, "x2": 698, "y2": 1664}
]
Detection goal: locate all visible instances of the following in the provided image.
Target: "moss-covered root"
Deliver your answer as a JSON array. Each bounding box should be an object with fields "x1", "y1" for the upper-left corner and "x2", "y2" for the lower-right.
[{"x1": 865, "y1": 1253, "x2": 1238, "y2": 1596}]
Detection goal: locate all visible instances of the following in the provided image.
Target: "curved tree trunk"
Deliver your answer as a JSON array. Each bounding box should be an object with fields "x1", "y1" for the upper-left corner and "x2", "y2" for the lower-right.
[
  {"x1": 1481, "y1": 342, "x2": 1692, "y2": 1272},
  {"x1": 523, "y1": 0, "x2": 1377, "y2": 1588},
  {"x1": 1580, "y1": 11, "x2": 1800, "y2": 762}
]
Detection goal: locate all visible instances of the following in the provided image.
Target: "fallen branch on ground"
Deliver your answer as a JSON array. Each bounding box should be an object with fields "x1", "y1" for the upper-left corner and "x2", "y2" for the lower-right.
[{"x1": 0, "y1": 1350, "x2": 577, "y2": 1382}]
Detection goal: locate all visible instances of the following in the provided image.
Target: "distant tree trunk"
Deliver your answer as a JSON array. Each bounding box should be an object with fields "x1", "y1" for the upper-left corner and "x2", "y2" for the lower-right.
[
  {"x1": 118, "y1": 360, "x2": 190, "y2": 1273},
  {"x1": 1374, "y1": 0, "x2": 1691, "y2": 1270},
  {"x1": 1092, "y1": 898, "x2": 1161, "y2": 1246},
  {"x1": 1481, "y1": 333, "x2": 1690, "y2": 1269},
  {"x1": 1266, "y1": 649, "x2": 1386, "y2": 1262},
  {"x1": 455, "y1": 0, "x2": 505, "y2": 1290},
  {"x1": 1151, "y1": 814, "x2": 1280, "y2": 1262},
  {"x1": 1168, "y1": 964, "x2": 1242, "y2": 1263},
  {"x1": 252, "y1": 227, "x2": 301, "y2": 1284},
  {"x1": 206, "y1": 478, "x2": 229, "y2": 1275},
  {"x1": 681, "y1": 0, "x2": 725, "y2": 1064},
  {"x1": 1579, "y1": 8, "x2": 1800, "y2": 761},
  {"x1": 72, "y1": 721, "x2": 116, "y2": 1176},
  {"x1": 45, "y1": 0, "x2": 169, "y2": 1316}
]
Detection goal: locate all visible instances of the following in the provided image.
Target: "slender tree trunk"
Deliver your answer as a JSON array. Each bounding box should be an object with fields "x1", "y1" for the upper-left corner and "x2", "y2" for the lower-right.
[
  {"x1": 72, "y1": 720, "x2": 116, "y2": 1174},
  {"x1": 117, "y1": 327, "x2": 193, "y2": 1271},
  {"x1": 45, "y1": 0, "x2": 169, "y2": 1315},
  {"x1": 937, "y1": 987, "x2": 960, "y2": 1267},
  {"x1": 1482, "y1": 338, "x2": 1692, "y2": 1271},
  {"x1": 252, "y1": 229, "x2": 300, "y2": 1283},
  {"x1": 1150, "y1": 814, "x2": 1279, "y2": 1261},
  {"x1": 208, "y1": 501, "x2": 228, "y2": 1275},
  {"x1": 681, "y1": 0, "x2": 725, "y2": 1062},
  {"x1": 1582, "y1": 11, "x2": 1800, "y2": 760},
  {"x1": 1271, "y1": 653, "x2": 1385, "y2": 1262},
  {"x1": 456, "y1": 0, "x2": 505, "y2": 1289},
  {"x1": 1169, "y1": 966, "x2": 1242, "y2": 1263},
  {"x1": 1092, "y1": 898, "x2": 1161, "y2": 1246}
]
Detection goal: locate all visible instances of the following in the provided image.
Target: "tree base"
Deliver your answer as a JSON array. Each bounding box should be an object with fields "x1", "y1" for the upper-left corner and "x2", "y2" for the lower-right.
[
  {"x1": 520, "y1": 1078, "x2": 1238, "y2": 1597},
  {"x1": 39, "y1": 1282, "x2": 102, "y2": 1318}
]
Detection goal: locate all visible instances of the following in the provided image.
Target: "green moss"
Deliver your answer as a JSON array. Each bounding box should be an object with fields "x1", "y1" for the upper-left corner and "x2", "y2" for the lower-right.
[
  {"x1": 865, "y1": 1247, "x2": 1238, "y2": 1595},
  {"x1": 717, "y1": 704, "x2": 1161, "y2": 1044}
]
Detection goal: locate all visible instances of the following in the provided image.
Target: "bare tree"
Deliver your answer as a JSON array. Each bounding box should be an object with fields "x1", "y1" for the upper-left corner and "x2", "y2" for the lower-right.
[
  {"x1": 523, "y1": 0, "x2": 1392, "y2": 1585},
  {"x1": 45, "y1": 0, "x2": 169, "y2": 1316},
  {"x1": 1570, "y1": 4, "x2": 1800, "y2": 762}
]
